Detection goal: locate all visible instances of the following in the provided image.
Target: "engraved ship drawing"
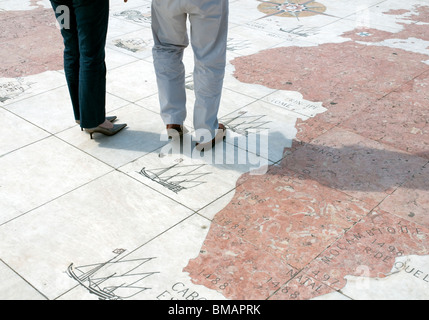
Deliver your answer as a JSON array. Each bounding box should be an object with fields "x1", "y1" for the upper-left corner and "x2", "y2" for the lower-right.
[
  {"x1": 221, "y1": 111, "x2": 271, "y2": 136},
  {"x1": 139, "y1": 159, "x2": 210, "y2": 194},
  {"x1": 67, "y1": 253, "x2": 158, "y2": 300}
]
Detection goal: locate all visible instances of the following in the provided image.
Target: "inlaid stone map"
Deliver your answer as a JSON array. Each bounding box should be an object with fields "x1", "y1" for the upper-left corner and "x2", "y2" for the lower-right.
[{"x1": 0, "y1": 0, "x2": 428, "y2": 300}]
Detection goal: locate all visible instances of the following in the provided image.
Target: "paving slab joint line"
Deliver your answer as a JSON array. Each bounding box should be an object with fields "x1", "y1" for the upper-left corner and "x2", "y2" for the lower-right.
[{"x1": 0, "y1": 258, "x2": 49, "y2": 300}]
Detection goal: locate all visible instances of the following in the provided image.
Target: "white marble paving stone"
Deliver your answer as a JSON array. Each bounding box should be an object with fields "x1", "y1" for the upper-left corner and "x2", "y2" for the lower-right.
[
  {"x1": 0, "y1": 0, "x2": 41, "y2": 11},
  {"x1": 0, "y1": 108, "x2": 49, "y2": 156},
  {"x1": 106, "y1": 16, "x2": 148, "y2": 41},
  {"x1": 227, "y1": 24, "x2": 295, "y2": 56},
  {"x1": 0, "y1": 136, "x2": 112, "y2": 225},
  {"x1": 295, "y1": 18, "x2": 363, "y2": 45},
  {"x1": 223, "y1": 60, "x2": 277, "y2": 100},
  {"x1": 134, "y1": 92, "x2": 162, "y2": 117},
  {"x1": 196, "y1": 188, "x2": 237, "y2": 221},
  {"x1": 57, "y1": 103, "x2": 167, "y2": 168},
  {"x1": 340, "y1": 255, "x2": 429, "y2": 300},
  {"x1": 340, "y1": 3, "x2": 416, "y2": 33},
  {"x1": 3, "y1": 85, "x2": 75, "y2": 134},
  {"x1": 262, "y1": 89, "x2": 327, "y2": 119},
  {"x1": 107, "y1": 25, "x2": 153, "y2": 60},
  {"x1": 322, "y1": 0, "x2": 389, "y2": 18},
  {"x1": 107, "y1": 28, "x2": 155, "y2": 61},
  {"x1": 119, "y1": 139, "x2": 266, "y2": 211},
  {"x1": 36, "y1": 0, "x2": 51, "y2": 8},
  {"x1": 0, "y1": 71, "x2": 66, "y2": 107},
  {"x1": 363, "y1": 36, "x2": 429, "y2": 58},
  {"x1": 0, "y1": 261, "x2": 46, "y2": 300},
  {"x1": 59, "y1": 214, "x2": 226, "y2": 300},
  {"x1": 4, "y1": 85, "x2": 129, "y2": 134},
  {"x1": 106, "y1": 59, "x2": 158, "y2": 103},
  {"x1": 0, "y1": 170, "x2": 194, "y2": 300},
  {"x1": 228, "y1": 0, "x2": 273, "y2": 26},
  {"x1": 221, "y1": 99, "x2": 303, "y2": 163},
  {"x1": 110, "y1": 3, "x2": 152, "y2": 29},
  {"x1": 109, "y1": 0, "x2": 151, "y2": 12},
  {"x1": 379, "y1": 0, "x2": 429, "y2": 14},
  {"x1": 311, "y1": 291, "x2": 351, "y2": 300},
  {"x1": 105, "y1": 47, "x2": 139, "y2": 71},
  {"x1": 106, "y1": 90, "x2": 134, "y2": 114}
]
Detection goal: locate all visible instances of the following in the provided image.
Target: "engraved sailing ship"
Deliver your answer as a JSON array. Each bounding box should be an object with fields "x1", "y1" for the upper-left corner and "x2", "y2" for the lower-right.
[
  {"x1": 138, "y1": 159, "x2": 211, "y2": 194},
  {"x1": 221, "y1": 111, "x2": 271, "y2": 136},
  {"x1": 67, "y1": 251, "x2": 159, "y2": 300}
]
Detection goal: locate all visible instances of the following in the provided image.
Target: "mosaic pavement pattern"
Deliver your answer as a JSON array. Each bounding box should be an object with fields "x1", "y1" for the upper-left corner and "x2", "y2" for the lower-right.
[{"x1": 0, "y1": 0, "x2": 428, "y2": 300}]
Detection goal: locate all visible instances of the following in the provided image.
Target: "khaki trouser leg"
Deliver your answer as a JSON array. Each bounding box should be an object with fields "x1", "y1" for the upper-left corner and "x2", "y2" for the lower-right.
[{"x1": 151, "y1": 0, "x2": 229, "y2": 142}]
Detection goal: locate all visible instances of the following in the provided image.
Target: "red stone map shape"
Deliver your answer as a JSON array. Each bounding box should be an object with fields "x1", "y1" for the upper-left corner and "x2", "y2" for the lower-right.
[
  {"x1": 301, "y1": 210, "x2": 429, "y2": 292},
  {"x1": 184, "y1": 7, "x2": 429, "y2": 300},
  {"x1": 0, "y1": 0, "x2": 63, "y2": 77}
]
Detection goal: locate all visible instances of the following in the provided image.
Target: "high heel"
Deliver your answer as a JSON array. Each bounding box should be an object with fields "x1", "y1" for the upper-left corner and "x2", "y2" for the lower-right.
[
  {"x1": 76, "y1": 116, "x2": 118, "y2": 131},
  {"x1": 85, "y1": 123, "x2": 127, "y2": 139}
]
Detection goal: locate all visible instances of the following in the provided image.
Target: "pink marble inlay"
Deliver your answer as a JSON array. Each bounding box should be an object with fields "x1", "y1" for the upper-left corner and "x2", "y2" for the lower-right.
[
  {"x1": 282, "y1": 127, "x2": 428, "y2": 206},
  {"x1": 231, "y1": 12, "x2": 429, "y2": 131},
  {"x1": 184, "y1": 223, "x2": 298, "y2": 300},
  {"x1": 185, "y1": 5, "x2": 429, "y2": 300},
  {"x1": 185, "y1": 166, "x2": 373, "y2": 299},
  {"x1": 379, "y1": 165, "x2": 429, "y2": 229},
  {"x1": 0, "y1": 0, "x2": 63, "y2": 77},
  {"x1": 304, "y1": 209, "x2": 429, "y2": 291},
  {"x1": 341, "y1": 71, "x2": 429, "y2": 159}
]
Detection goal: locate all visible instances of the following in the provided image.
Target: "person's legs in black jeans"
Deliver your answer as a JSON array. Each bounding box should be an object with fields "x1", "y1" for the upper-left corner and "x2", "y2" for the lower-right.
[{"x1": 50, "y1": 0, "x2": 109, "y2": 129}]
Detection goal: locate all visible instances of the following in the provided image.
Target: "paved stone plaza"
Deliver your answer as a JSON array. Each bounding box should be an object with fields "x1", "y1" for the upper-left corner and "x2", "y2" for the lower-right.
[{"x1": 0, "y1": 0, "x2": 428, "y2": 300}]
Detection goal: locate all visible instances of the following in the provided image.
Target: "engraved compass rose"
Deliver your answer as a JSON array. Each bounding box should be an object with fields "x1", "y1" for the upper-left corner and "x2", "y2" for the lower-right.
[{"x1": 257, "y1": 0, "x2": 334, "y2": 20}]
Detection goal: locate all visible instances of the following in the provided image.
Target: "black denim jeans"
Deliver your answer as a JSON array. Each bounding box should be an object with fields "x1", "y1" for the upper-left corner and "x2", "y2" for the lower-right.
[{"x1": 50, "y1": 0, "x2": 109, "y2": 128}]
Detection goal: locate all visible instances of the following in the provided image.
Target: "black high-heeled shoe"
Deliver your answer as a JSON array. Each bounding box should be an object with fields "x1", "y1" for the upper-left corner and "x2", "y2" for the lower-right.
[
  {"x1": 76, "y1": 116, "x2": 117, "y2": 131},
  {"x1": 85, "y1": 123, "x2": 127, "y2": 139}
]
